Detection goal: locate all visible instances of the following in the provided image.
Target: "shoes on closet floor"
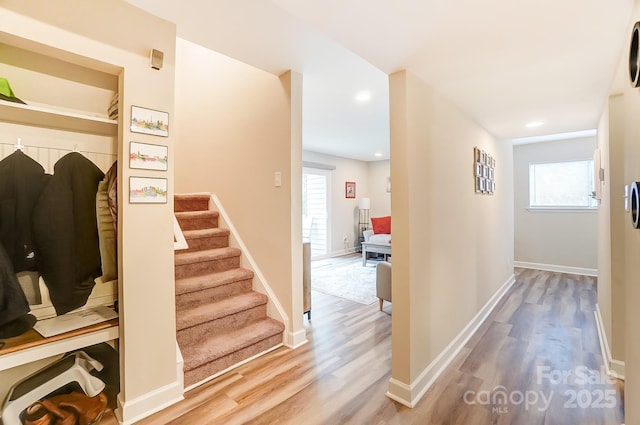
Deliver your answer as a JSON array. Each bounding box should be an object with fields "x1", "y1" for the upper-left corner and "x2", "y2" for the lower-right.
[{"x1": 22, "y1": 392, "x2": 108, "y2": 425}]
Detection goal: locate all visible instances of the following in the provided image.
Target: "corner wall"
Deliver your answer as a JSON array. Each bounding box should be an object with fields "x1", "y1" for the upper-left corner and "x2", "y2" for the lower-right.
[
  {"x1": 513, "y1": 138, "x2": 598, "y2": 274},
  {"x1": 173, "y1": 38, "x2": 302, "y2": 346},
  {"x1": 599, "y1": 2, "x2": 640, "y2": 421},
  {"x1": 388, "y1": 70, "x2": 514, "y2": 406}
]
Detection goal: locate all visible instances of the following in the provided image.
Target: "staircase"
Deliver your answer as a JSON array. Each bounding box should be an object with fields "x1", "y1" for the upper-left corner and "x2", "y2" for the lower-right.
[{"x1": 174, "y1": 194, "x2": 285, "y2": 388}]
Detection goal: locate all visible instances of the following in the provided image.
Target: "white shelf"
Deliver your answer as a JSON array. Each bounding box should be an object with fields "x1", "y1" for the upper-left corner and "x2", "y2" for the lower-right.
[
  {"x1": 0, "y1": 322, "x2": 119, "y2": 372},
  {"x1": 0, "y1": 99, "x2": 117, "y2": 136}
]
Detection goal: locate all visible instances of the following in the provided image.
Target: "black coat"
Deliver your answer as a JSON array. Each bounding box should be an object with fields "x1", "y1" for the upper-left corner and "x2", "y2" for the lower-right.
[
  {"x1": 0, "y1": 241, "x2": 36, "y2": 338},
  {"x1": 0, "y1": 150, "x2": 49, "y2": 272},
  {"x1": 33, "y1": 153, "x2": 105, "y2": 315}
]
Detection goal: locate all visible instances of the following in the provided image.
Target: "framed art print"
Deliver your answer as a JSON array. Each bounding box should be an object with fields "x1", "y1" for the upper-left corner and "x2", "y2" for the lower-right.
[
  {"x1": 130, "y1": 141, "x2": 168, "y2": 171},
  {"x1": 345, "y1": 181, "x2": 356, "y2": 198},
  {"x1": 130, "y1": 105, "x2": 169, "y2": 137},
  {"x1": 129, "y1": 176, "x2": 168, "y2": 203}
]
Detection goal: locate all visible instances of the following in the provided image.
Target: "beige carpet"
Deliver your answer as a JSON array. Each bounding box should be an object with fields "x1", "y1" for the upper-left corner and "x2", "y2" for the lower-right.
[{"x1": 311, "y1": 258, "x2": 379, "y2": 304}]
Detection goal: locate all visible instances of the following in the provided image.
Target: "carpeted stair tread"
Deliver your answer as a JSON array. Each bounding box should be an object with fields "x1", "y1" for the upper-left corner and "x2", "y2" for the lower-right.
[
  {"x1": 181, "y1": 318, "x2": 285, "y2": 372},
  {"x1": 176, "y1": 291, "x2": 268, "y2": 330},
  {"x1": 174, "y1": 193, "x2": 211, "y2": 212},
  {"x1": 183, "y1": 228, "x2": 230, "y2": 239},
  {"x1": 175, "y1": 247, "x2": 241, "y2": 266},
  {"x1": 176, "y1": 268, "x2": 254, "y2": 296},
  {"x1": 182, "y1": 228, "x2": 230, "y2": 251},
  {"x1": 175, "y1": 210, "x2": 219, "y2": 220}
]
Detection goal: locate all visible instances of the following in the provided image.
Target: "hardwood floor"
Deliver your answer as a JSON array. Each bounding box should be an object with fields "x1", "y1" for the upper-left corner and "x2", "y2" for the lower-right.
[{"x1": 103, "y1": 268, "x2": 624, "y2": 424}]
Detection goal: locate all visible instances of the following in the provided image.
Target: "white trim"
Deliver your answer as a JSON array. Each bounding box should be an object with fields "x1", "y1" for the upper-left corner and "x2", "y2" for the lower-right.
[
  {"x1": 526, "y1": 207, "x2": 597, "y2": 213},
  {"x1": 330, "y1": 247, "x2": 358, "y2": 257},
  {"x1": 386, "y1": 273, "x2": 516, "y2": 407},
  {"x1": 183, "y1": 343, "x2": 284, "y2": 392},
  {"x1": 114, "y1": 380, "x2": 183, "y2": 425},
  {"x1": 514, "y1": 261, "x2": 597, "y2": 277},
  {"x1": 210, "y1": 195, "x2": 289, "y2": 338},
  {"x1": 510, "y1": 129, "x2": 597, "y2": 145},
  {"x1": 173, "y1": 215, "x2": 188, "y2": 251},
  {"x1": 175, "y1": 341, "x2": 184, "y2": 393},
  {"x1": 0, "y1": 325, "x2": 119, "y2": 372},
  {"x1": 286, "y1": 329, "x2": 308, "y2": 349},
  {"x1": 594, "y1": 305, "x2": 625, "y2": 381}
]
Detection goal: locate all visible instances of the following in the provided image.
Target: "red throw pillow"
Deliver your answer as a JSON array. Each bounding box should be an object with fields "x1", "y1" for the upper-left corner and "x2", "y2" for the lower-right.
[{"x1": 371, "y1": 216, "x2": 391, "y2": 234}]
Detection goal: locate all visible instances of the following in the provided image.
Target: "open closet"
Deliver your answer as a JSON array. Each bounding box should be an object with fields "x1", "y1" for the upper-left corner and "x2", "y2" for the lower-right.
[
  {"x1": 0, "y1": 31, "x2": 120, "y2": 425},
  {"x1": 0, "y1": 3, "x2": 179, "y2": 423}
]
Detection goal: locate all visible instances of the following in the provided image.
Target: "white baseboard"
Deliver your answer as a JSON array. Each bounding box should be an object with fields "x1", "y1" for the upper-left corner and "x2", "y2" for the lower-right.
[
  {"x1": 514, "y1": 261, "x2": 597, "y2": 277},
  {"x1": 387, "y1": 273, "x2": 516, "y2": 407},
  {"x1": 286, "y1": 329, "x2": 308, "y2": 349},
  {"x1": 330, "y1": 247, "x2": 357, "y2": 257},
  {"x1": 594, "y1": 305, "x2": 625, "y2": 381},
  {"x1": 114, "y1": 380, "x2": 183, "y2": 425}
]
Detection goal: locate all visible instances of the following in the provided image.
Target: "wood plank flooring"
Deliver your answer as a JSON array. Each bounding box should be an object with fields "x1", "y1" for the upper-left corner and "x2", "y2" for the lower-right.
[{"x1": 103, "y1": 267, "x2": 624, "y2": 424}]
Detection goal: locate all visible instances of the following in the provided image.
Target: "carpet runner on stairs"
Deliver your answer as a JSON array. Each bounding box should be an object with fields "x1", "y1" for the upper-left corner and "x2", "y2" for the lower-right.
[{"x1": 174, "y1": 194, "x2": 284, "y2": 388}]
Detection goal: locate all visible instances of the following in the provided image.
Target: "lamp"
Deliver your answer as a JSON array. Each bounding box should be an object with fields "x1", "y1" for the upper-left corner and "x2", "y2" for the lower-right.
[
  {"x1": 358, "y1": 198, "x2": 371, "y2": 251},
  {"x1": 358, "y1": 197, "x2": 370, "y2": 210}
]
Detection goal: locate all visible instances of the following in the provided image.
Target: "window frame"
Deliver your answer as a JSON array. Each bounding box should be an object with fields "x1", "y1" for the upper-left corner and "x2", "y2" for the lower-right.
[{"x1": 528, "y1": 159, "x2": 598, "y2": 211}]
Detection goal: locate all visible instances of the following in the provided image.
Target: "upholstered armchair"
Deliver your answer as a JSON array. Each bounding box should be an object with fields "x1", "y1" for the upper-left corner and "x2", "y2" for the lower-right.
[{"x1": 376, "y1": 261, "x2": 391, "y2": 311}]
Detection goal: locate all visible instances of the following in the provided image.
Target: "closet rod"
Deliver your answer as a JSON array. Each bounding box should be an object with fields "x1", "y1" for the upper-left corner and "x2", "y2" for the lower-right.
[{"x1": 0, "y1": 142, "x2": 113, "y2": 157}]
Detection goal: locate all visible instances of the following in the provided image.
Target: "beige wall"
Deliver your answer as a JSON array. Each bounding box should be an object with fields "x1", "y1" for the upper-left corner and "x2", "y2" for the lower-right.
[
  {"x1": 0, "y1": 1, "x2": 179, "y2": 422},
  {"x1": 388, "y1": 70, "x2": 514, "y2": 403},
  {"x1": 368, "y1": 159, "x2": 391, "y2": 219},
  {"x1": 174, "y1": 38, "x2": 302, "y2": 343},
  {"x1": 598, "y1": 95, "x2": 626, "y2": 366},
  {"x1": 301, "y1": 152, "x2": 390, "y2": 255},
  {"x1": 513, "y1": 138, "x2": 598, "y2": 271},
  {"x1": 302, "y1": 151, "x2": 370, "y2": 253}
]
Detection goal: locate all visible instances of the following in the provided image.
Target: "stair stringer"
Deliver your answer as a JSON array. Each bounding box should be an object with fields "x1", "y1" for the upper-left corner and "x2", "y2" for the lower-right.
[{"x1": 209, "y1": 194, "x2": 294, "y2": 346}]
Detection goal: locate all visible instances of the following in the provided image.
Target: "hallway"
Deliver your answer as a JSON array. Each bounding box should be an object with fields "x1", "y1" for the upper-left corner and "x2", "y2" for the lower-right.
[{"x1": 122, "y1": 268, "x2": 623, "y2": 424}]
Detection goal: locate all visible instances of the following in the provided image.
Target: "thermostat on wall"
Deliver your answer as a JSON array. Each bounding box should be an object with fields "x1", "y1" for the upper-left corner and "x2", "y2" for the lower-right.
[{"x1": 150, "y1": 48, "x2": 164, "y2": 70}]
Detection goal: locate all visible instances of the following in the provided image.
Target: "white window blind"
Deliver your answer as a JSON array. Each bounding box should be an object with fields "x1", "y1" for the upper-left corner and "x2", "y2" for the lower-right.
[
  {"x1": 302, "y1": 168, "x2": 330, "y2": 257},
  {"x1": 529, "y1": 160, "x2": 596, "y2": 209}
]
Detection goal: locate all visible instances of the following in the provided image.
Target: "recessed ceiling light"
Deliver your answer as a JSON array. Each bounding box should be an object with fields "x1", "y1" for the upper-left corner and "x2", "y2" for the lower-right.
[
  {"x1": 356, "y1": 91, "x2": 371, "y2": 102},
  {"x1": 525, "y1": 121, "x2": 544, "y2": 128},
  {"x1": 374, "y1": 152, "x2": 383, "y2": 157}
]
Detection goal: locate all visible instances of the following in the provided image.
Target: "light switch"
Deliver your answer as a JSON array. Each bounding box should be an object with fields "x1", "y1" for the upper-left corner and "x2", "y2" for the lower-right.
[{"x1": 274, "y1": 171, "x2": 282, "y2": 187}]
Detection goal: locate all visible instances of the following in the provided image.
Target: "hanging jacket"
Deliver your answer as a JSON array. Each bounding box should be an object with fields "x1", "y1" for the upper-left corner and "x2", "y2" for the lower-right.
[
  {"x1": 0, "y1": 150, "x2": 49, "y2": 272},
  {"x1": 33, "y1": 152, "x2": 105, "y2": 315},
  {"x1": 0, "y1": 241, "x2": 36, "y2": 338},
  {"x1": 96, "y1": 161, "x2": 117, "y2": 282}
]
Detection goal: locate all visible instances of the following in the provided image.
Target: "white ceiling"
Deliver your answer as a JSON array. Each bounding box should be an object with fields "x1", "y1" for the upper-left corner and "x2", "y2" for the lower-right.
[{"x1": 126, "y1": 0, "x2": 634, "y2": 161}]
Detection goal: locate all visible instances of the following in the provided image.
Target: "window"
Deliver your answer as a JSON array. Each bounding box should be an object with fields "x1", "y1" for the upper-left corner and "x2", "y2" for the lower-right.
[
  {"x1": 529, "y1": 160, "x2": 596, "y2": 209},
  {"x1": 302, "y1": 168, "x2": 330, "y2": 258}
]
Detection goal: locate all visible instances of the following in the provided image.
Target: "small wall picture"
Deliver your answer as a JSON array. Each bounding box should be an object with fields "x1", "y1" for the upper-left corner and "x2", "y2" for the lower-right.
[
  {"x1": 130, "y1": 141, "x2": 168, "y2": 171},
  {"x1": 130, "y1": 176, "x2": 168, "y2": 203},
  {"x1": 345, "y1": 181, "x2": 356, "y2": 198},
  {"x1": 130, "y1": 105, "x2": 169, "y2": 137},
  {"x1": 474, "y1": 146, "x2": 496, "y2": 195}
]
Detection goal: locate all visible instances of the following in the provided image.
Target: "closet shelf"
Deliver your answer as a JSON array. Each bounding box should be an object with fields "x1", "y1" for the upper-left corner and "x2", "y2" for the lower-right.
[
  {"x1": 0, "y1": 319, "x2": 118, "y2": 372},
  {"x1": 0, "y1": 99, "x2": 117, "y2": 137}
]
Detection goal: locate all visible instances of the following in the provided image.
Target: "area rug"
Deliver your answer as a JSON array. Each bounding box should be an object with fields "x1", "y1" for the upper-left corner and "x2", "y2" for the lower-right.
[{"x1": 311, "y1": 260, "x2": 378, "y2": 305}]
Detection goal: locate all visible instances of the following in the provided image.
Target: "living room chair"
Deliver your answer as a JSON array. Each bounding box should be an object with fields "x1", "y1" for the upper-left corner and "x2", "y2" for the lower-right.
[{"x1": 376, "y1": 261, "x2": 391, "y2": 311}]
